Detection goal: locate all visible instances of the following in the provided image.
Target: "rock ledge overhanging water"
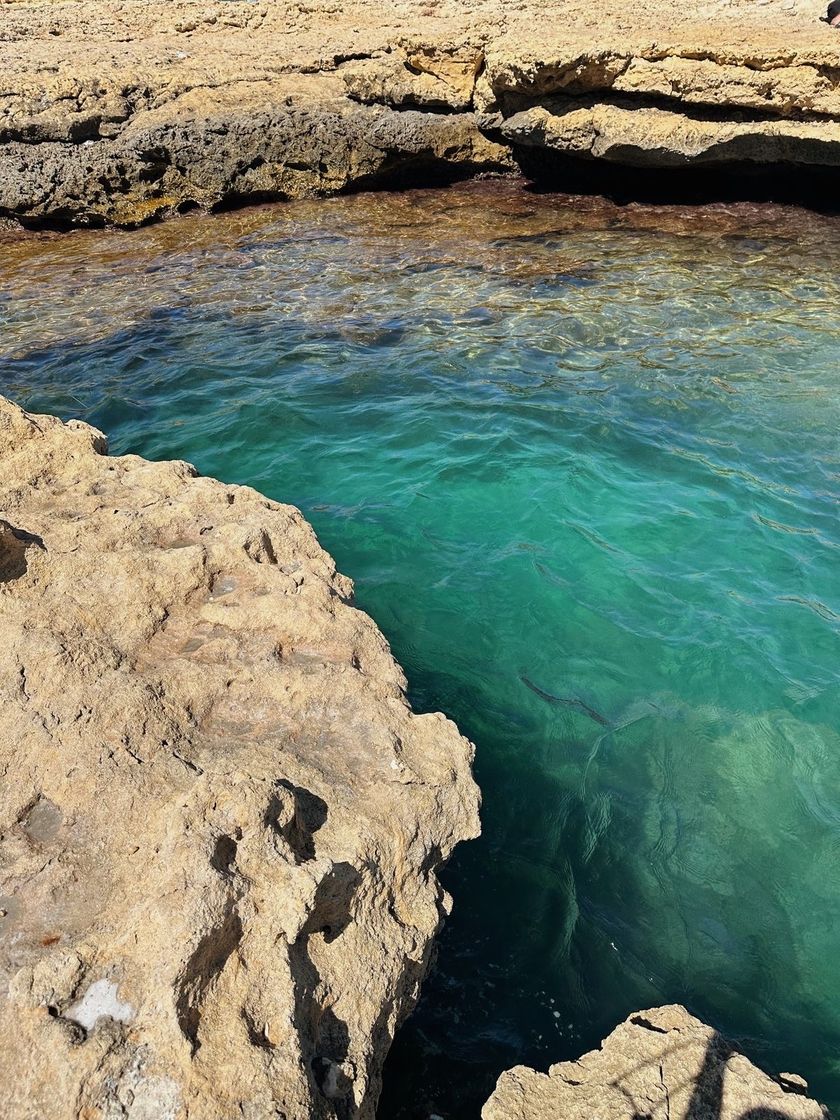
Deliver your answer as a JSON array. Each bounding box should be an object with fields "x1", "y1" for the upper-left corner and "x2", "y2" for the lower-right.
[
  {"x1": 0, "y1": 394, "x2": 480, "y2": 1119},
  {"x1": 5, "y1": 0, "x2": 840, "y2": 226}
]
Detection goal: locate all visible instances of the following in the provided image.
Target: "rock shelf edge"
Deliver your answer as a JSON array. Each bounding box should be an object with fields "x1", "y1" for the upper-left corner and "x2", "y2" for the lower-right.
[
  {"x1": 483, "y1": 1005, "x2": 832, "y2": 1120},
  {"x1": 0, "y1": 395, "x2": 480, "y2": 1120},
  {"x1": 4, "y1": 0, "x2": 840, "y2": 227}
]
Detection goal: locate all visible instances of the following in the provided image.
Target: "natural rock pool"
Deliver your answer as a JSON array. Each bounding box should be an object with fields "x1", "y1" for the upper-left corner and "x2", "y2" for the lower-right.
[{"x1": 2, "y1": 182, "x2": 839, "y2": 1117}]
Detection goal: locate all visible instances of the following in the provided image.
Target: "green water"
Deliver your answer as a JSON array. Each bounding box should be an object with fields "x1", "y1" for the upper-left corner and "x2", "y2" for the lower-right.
[{"x1": 2, "y1": 183, "x2": 839, "y2": 1117}]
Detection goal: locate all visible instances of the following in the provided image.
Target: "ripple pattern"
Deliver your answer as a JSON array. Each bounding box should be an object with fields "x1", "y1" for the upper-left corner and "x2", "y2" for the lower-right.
[{"x1": 2, "y1": 183, "x2": 839, "y2": 1119}]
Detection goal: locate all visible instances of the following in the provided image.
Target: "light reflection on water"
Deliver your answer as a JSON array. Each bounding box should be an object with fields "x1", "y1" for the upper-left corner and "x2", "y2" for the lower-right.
[{"x1": 1, "y1": 182, "x2": 839, "y2": 1118}]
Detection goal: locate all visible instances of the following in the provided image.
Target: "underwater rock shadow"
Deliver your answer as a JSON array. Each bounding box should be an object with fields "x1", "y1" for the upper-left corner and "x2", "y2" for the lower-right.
[{"x1": 379, "y1": 660, "x2": 840, "y2": 1120}]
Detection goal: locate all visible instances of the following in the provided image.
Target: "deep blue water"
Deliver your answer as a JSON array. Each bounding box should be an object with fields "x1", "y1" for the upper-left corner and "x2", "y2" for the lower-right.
[{"x1": 2, "y1": 183, "x2": 839, "y2": 1117}]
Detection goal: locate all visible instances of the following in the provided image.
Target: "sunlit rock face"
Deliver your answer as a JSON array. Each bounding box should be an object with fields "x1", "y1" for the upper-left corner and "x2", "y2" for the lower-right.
[
  {"x1": 4, "y1": 0, "x2": 840, "y2": 226},
  {"x1": 0, "y1": 395, "x2": 479, "y2": 1120},
  {"x1": 482, "y1": 1006, "x2": 830, "y2": 1120}
]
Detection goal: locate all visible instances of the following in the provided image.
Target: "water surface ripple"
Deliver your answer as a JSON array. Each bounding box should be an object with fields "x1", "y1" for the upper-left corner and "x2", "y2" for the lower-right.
[{"x1": 2, "y1": 183, "x2": 839, "y2": 1117}]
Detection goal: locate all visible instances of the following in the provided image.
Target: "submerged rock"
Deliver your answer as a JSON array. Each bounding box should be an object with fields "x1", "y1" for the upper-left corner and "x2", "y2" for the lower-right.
[
  {"x1": 483, "y1": 1005, "x2": 830, "y2": 1120},
  {"x1": 0, "y1": 395, "x2": 480, "y2": 1119}
]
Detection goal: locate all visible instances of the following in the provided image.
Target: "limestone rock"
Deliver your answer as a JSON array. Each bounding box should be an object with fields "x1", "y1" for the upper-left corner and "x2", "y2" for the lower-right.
[
  {"x1": 0, "y1": 395, "x2": 480, "y2": 1120},
  {"x1": 482, "y1": 1005, "x2": 830, "y2": 1120},
  {"x1": 6, "y1": 0, "x2": 840, "y2": 226},
  {"x1": 0, "y1": 74, "x2": 510, "y2": 227},
  {"x1": 501, "y1": 98, "x2": 840, "y2": 167}
]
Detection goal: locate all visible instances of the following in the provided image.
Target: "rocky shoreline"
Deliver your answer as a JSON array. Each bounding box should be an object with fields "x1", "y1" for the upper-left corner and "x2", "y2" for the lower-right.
[
  {"x1": 1, "y1": 398, "x2": 833, "y2": 1120},
  {"x1": 0, "y1": 395, "x2": 479, "y2": 1118},
  {"x1": 484, "y1": 1006, "x2": 830, "y2": 1120},
  {"x1": 3, "y1": 0, "x2": 840, "y2": 226},
  {"x1": 2, "y1": 1, "x2": 838, "y2": 1107}
]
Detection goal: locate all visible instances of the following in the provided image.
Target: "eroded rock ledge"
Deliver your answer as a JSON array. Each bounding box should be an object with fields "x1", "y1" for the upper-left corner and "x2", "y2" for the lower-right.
[
  {"x1": 0, "y1": 395, "x2": 480, "y2": 1119},
  {"x1": 483, "y1": 1005, "x2": 830, "y2": 1120},
  {"x1": 3, "y1": 0, "x2": 840, "y2": 226}
]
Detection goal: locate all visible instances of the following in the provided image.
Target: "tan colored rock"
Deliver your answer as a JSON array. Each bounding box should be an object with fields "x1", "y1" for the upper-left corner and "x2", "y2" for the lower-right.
[
  {"x1": 612, "y1": 56, "x2": 840, "y2": 118},
  {"x1": 0, "y1": 395, "x2": 480, "y2": 1119},
  {"x1": 405, "y1": 45, "x2": 485, "y2": 105},
  {"x1": 342, "y1": 56, "x2": 476, "y2": 111},
  {"x1": 501, "y1": 98, "x2": 840, "y2": 167},
  {"x1": 4, "y1": 0, "x2": 840, "y2": 226},
  {"x1": 482, "y1": 1005, "x2": 830, "y2": 1120}
]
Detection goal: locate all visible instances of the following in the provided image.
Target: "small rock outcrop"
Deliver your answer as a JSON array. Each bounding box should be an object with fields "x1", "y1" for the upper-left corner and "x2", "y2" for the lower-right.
[
  {"x1": 3, "y1": 0, "x2": 840, "y2": 226},
  {"x1": 0, "y1": 396, "x2": 480, "y2": 1119},
  {"x1": 483, "y1": 1005, "x2": 830, "y2": 1120}
]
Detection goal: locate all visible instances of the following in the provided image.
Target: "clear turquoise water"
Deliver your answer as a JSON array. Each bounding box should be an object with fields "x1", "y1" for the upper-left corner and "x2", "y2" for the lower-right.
[{"x1": 2, "y1": 183, "x2": 839, "y2": 1117}]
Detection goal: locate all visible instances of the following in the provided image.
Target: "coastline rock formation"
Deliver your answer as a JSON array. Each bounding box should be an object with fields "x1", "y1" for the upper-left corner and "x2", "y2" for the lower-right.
[
  {"x1": 0, "y1": 395, "x2": 480, "y2": 1119},
  {"x1": 483, "y1": 1005, "x2": 830, "y2": 1120},
  {"x1": 3, "y1": 0, "x2": 840, "y2": 226}
]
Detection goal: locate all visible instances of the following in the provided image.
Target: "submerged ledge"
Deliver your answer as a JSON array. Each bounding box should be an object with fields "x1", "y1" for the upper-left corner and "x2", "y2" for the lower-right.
[{"x1": 4, "y1": 0, "x2": 840, "y2": 227}]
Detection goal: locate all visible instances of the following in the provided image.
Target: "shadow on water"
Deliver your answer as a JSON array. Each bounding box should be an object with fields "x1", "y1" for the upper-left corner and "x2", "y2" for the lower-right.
[{"x1": 377, "y1": 656, "x2": 839, "y2": 1120}]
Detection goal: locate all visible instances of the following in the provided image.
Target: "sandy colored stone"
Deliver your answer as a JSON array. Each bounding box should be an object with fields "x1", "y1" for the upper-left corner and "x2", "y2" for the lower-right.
[
  {"x1": 0, "y1": 395, "x2": 480, "y2": 1119},
  {"x1": 500, "y1": 98, "x2": 840, "y2": 167},
  {"x1": 3, "y1": 0, "x2": 840, "y2": 225},
  {"x1": 483, "y1": 1005, "x2": 830, "y2": 1120}
]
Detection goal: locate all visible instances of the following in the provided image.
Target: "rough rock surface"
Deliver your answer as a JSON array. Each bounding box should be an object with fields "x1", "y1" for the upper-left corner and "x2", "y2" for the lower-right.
[
  {"x1": 3, "y1": 0, "x2": 840, "y2": 226},
  {"x1": 483, "y1": 1005, "x2": 830, "y2": 1120},
  {"x1": 0, "y1": 395, "x2": 480, "y2": 1120}
]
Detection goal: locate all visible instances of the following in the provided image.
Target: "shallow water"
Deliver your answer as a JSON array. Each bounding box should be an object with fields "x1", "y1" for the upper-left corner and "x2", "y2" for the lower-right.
[{"x1": 2, "y1": 182, "x2": 839, "y2": 1117}]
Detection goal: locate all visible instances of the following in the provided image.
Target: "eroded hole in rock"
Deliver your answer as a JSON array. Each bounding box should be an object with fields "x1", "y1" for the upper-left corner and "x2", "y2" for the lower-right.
[
  {"x1": 302, "y1": 862, "x2": 363, "y2": 944},
  {"x1": 19, "y1": 796, "x2": 63, "y2": 845},
  {"x1": 210, "y1": 834, "x2": 238, "y2": 876},
  {"x1": 0, "y1": 521, "x2": 45, "y2": 583},
  {"x1": 288, "y1": 863, "x2": 364, "y2": 1111},
  {"x1": 244, "y1": 529, "x2": 278, "y2": 565},
  {"x1": 242, "y1": 1008, "x2": 275, "y2": 1051},
  {"x1": 311, "y1": 1054, "x2": 355, "y2": 1106},
  {"x1": 268, "y1": 781, "x2": 328, "y2": 864}
]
